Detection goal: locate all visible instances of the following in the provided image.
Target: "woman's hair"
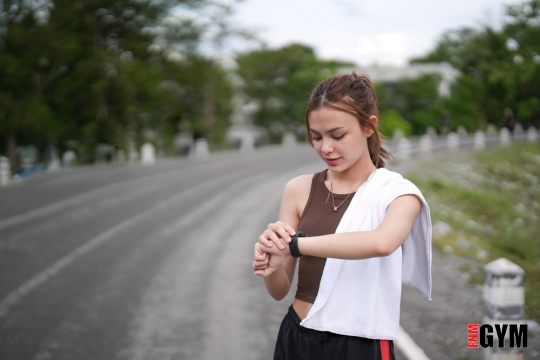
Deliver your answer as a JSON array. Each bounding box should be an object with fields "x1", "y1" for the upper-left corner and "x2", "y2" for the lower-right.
[{"x1": 305, "y1": 72, "x2": 391, "y2": 168}]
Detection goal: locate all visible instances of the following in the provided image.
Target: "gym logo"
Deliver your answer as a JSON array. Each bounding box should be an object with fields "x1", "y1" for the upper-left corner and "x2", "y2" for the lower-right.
[{"x1": 467, "y1": 323, "x2": 527, "y2": 348}]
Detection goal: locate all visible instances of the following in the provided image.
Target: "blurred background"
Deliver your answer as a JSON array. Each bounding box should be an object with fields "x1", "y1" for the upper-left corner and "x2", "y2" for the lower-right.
[{"x1": 0, "y1": 0, "x2": 539, "y2": 359}]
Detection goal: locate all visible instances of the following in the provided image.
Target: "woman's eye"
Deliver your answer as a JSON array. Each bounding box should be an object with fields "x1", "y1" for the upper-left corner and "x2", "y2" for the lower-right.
[
  {"x1": 333, "y1": 134, "x2": 345, "y2": 140},
  {"x1": 312, "y1": 136, "x2": 322, "y2": 141}
]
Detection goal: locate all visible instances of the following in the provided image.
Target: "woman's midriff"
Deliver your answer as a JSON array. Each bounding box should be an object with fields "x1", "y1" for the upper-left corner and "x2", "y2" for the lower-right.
[{"x1": 292, "y1": 298, "x2": 313, "y2": 320}]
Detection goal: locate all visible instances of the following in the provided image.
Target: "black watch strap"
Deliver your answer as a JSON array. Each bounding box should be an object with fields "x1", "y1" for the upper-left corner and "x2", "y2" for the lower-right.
[{"x1": 290, "y1": 231, "x2": 307, "y2": 257}]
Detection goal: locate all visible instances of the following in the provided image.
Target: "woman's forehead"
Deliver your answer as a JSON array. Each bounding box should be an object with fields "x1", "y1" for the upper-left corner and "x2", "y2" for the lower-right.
[{"x1": 309, "y1": 107, "x2": 358, "y2": 129}]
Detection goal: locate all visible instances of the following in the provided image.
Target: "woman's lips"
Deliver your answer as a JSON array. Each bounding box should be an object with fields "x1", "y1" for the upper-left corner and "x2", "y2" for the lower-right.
[{"x1": 325, "y1": 157, "x2": 341, "y2": 166}]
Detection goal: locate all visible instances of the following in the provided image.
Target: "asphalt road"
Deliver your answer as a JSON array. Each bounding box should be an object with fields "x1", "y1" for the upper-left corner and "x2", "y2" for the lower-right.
[{"x1": 1, "y1": 145, "x2": 538, "y2": 360}]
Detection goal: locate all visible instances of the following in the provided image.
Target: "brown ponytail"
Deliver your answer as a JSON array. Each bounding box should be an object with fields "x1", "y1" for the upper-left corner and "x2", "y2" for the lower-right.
[{"x1": 305, "y1": 72, "x2": 391, "y2": 168}]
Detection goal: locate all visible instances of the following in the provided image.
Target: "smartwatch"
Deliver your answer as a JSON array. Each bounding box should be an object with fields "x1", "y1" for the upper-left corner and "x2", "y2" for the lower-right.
[{"x1": 290, "y1": 231, "x2": 307, "y2": 257}]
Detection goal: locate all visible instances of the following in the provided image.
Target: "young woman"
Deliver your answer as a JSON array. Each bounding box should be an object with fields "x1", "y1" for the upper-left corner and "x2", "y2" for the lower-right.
[{"x1": 253, "y1": 73, "x2": 432, "y2": 360}]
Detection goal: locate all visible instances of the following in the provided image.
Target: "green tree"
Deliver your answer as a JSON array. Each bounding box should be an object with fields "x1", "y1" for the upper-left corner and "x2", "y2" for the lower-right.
[{"x1": 236, "y1": 44, "x2": 352, "y2": 142}]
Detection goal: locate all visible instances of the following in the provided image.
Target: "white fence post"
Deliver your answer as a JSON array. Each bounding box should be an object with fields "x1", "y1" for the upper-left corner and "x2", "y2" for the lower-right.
[
  {"x1": 447, "y1": 132, "x2": 460, "y2": 151},
  {"x1": 0, "y1": 156, "x2": 11, "y2": 185},
  {"x1": 483, "y1": 258, "x2": 525, "y2": 360},
  {"x1": 396, "y1": 138, "x2": 411, "y2": 162},
  {"x1": 513, "y1": 124, "x2": 524, "y2": 140},
  {"x1": 419, "y1": 134, "x2": 432, "y2": 154},
  {"x1": 474, "y1": 130, "x2": 486, "y2": 151},
  {"x1": 282, "y1": 131, "x2": 296, "y2": 147},
  {"x1": 140, "y1": 143, "x2": 156, "y2": 164},
  {"x1": 487, "y1": 124, "x2": 498, "y2": 139},
  {"x1": 62, "y1": 150, "x2": 77, "y2": 167},
  {"x1": 194, "y1": 138, "x2": 210, "y2": 157},
  {"x1": 500, "y1": 128, "x2": 511, "y2": 147},
  {"x1": 527, "y1": 126, "x2": 538, "y2": 143}
]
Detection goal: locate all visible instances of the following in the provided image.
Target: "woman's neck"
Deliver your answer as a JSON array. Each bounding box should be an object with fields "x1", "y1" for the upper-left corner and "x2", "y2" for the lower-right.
[{"x1": 327, "y1": 158, "x2": 376, "y2": 193}]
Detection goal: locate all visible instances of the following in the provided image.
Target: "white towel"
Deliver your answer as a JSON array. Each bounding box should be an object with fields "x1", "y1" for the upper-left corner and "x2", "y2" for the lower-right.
[{"x1": 300, "y1": 168, "x2": 432, "y2": 340}]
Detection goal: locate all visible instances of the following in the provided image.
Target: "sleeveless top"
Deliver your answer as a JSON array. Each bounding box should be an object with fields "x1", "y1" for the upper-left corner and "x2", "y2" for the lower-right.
[{"x1": 295, "y1": 169, "x2": 354, "y2": 303}]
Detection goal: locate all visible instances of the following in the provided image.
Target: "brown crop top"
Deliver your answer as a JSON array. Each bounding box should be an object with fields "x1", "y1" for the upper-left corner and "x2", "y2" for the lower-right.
[{"x1": 295, "y1": 169, "x2": 354, "y2": 304}]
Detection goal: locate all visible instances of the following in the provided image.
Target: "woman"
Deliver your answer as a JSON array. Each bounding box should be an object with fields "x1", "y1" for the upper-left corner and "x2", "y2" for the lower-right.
[{"x1": 253, "y1": 73, "x2": 432, "y2": 360}]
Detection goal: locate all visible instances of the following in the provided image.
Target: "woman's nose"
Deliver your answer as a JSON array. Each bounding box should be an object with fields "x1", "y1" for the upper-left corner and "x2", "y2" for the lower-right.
[{"x1": 321, "y1": 138, "x2": 334, "y2": 154}]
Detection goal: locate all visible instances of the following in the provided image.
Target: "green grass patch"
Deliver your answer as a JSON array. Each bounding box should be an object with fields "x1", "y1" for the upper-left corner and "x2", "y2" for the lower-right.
[{"x1": 407, "y1": 142, "x2": 540, "y2": 322}]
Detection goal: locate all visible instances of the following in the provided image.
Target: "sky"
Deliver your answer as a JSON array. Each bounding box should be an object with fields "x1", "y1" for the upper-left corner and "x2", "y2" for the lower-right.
[{"x1": 220, "y1": 0, "x2": 527, "y2": 66}]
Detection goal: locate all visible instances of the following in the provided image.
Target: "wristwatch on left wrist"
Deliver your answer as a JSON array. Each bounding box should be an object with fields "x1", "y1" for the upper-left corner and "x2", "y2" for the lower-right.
[{"x1": 289, "y1": 231, "x2": 307, "y2": 257}]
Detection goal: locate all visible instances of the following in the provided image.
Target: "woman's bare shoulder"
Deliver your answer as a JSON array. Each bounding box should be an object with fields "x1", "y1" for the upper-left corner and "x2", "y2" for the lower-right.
[{"x1": 283, "y1": 174, "x2": 316, "y2": 198}]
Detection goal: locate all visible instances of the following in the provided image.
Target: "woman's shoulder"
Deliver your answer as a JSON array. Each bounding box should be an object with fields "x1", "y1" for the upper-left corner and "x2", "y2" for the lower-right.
[{"x1": 284, "y1": 173, "x2": 316, "y2": 193}]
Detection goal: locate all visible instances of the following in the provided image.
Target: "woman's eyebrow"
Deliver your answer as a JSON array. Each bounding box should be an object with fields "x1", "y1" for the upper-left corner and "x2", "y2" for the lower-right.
[{"x1": 309, "y1": 127, "x2": 344, "y2": 134}]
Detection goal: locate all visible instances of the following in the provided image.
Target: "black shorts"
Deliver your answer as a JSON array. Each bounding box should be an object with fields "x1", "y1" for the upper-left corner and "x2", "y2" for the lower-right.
[{"x1": 274, "y1": 306, "x2": 396, "y2": 360}]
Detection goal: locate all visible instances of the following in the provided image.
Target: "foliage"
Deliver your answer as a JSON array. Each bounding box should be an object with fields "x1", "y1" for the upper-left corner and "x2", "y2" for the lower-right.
[
  {"x1": 378, "y1": 108, "x2": 413, "y2": 138},
  {"x1": 408, "y1": 142, "x2": 540, "y2": 322},
  {"x1": 235, "y1": 44, "x2": 352, "y2": 142},
  {"x1": 411, "y1": 0, "x2": 540, "y2": 131},
  {"x1": 0, "y1": 0, "x2": 238, "y2": 166},
  {"x1": 378, "y1": 74, "x2": 444, "y2": 134}
]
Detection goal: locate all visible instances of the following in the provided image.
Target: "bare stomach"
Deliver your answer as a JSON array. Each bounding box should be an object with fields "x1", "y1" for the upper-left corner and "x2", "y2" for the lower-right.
[{"x1": 292, "y1": 298, "x2": 313, "y2": 320}]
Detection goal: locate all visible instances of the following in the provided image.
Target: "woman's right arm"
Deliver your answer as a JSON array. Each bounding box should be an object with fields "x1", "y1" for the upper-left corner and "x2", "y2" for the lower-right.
[{"x1": 257, "y1": 176, "x2": 308, "y2": 300}]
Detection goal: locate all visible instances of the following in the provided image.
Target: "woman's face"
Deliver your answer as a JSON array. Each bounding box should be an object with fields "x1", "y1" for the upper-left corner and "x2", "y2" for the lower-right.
[{"x1": 308, "y1": 106, "x2": 374, "y2": 172}]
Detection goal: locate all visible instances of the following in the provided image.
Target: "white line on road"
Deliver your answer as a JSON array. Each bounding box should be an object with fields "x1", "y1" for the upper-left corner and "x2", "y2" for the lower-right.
[
  {"x1": 395, "y1": 326, "x2": 431, "y2": 360},
  {"x1": 0, "y1": 169, "x2": 269, "y2": 319}
]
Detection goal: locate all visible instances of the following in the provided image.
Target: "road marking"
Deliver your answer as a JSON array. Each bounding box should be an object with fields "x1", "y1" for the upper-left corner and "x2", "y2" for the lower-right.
[
  {"x1": 0, "y1": 169, "x2": 266, "y2": 319},
  {"x1": 0, "y1": 164, "x2": 204, "y2": 231},
  {"x1": 395, "y1": 326, "x2": 431, "y2": 360}
]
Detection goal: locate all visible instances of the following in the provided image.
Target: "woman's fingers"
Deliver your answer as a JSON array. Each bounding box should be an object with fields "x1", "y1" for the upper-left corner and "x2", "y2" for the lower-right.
[{"x1": 263, "y1": 229, "x2": 285, "y2": 250}]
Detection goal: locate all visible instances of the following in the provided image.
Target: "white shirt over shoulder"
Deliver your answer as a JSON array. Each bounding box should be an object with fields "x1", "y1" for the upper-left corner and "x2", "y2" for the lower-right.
[{"x1": 300, "y1": 168, "x2": 432, "y2": 340}]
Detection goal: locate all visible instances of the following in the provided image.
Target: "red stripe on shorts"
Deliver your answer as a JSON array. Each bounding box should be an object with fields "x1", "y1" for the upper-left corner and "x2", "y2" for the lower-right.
[{"x1": 380, "y1": 340, "x2": 390, "y2": 360}]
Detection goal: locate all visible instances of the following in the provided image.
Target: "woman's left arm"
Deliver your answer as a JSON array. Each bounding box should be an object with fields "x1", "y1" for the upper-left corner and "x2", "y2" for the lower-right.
[{"x1": 260, "y1": 194, "x2": 422, "y2": 260}]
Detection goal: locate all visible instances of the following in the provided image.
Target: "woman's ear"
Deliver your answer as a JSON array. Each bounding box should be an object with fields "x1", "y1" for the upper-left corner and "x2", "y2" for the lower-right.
[{"x1": 366, "y1": 116, "x2": 377, "y2": 137}]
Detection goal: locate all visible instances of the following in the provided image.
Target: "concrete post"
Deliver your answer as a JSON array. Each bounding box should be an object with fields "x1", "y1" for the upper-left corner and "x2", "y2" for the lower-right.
[
  {"x1": 240, "y1": 134, "x2": 255, "y2": 152},
  {"x1": 396, "y1": 138, "x2": 411, "y2": 162},
  {"x1": 474, "y1": 130, "x2": 486, "y2": 151},
  {"x1": 141, "y1": 143, "x2": 156, "y2": 164},
  {"x1": 0, "y1": 156, "x2": 11, "y2": 185},
  {"x1": 62, "y1": 150, "x2": 77, "y2": 167},
  {"x1": 487, "y1": 124, "x2": 498, "y2": 139},
  {"x1": 457, "y1": 125, "x2": 468, "y2": 139},
  {"x1": 419, "y1": 134, "x2": 432, "y2": 154},
  {"x1": 282, "y1": 132, "x2": 296, "y2": 147},
  {"x1": 194, "y1": 138, "x2": 210, "y2": 157},
  {"x1": 500, "y1": 128, "x2": 511, "y2": 147},
  {"x1": 527, "y1": 127, "x2": 537, "y2": 143},
  {"x1": 426, "y1": 126, "x2": 438, "y2": 141},
  {"x1": 447, "y1": 132, "x2": 459, "y2": 151},
  {"x1": 483, "y1": 258, "x2": 525, "y2": 360},
  {"x1": 513, "y1": 124, "x2": 524, "y2": 140}
]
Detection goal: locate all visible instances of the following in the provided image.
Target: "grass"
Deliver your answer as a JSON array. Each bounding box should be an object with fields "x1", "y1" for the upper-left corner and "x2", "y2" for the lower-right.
[{"x1": 407, "y1": 142, "x2": 540, "y2": 322}]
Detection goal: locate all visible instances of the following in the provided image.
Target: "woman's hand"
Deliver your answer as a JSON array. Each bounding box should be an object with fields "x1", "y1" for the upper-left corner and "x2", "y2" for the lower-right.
[
  {"x1": 253, "y1": 242, "x2": 290, "y2": 277},
  {"x1": 259, "y1": 221, "x2": 296, "y2": 250}
]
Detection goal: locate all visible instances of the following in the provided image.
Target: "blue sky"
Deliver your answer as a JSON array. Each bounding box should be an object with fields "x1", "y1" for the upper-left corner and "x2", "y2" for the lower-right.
[{"x1": 219, "y1": 0, "x2": 526, "y2": 66}]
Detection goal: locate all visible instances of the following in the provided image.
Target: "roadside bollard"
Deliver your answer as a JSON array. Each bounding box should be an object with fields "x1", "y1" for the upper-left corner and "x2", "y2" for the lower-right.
[
  {"x1": 447, "y1": 132, "x2": 460, "y2": 151},
  {"x1": 527, "y1": 126, "x2": 537, "y2": 143},
  {"x1": 0, "y1": 156, "x2": 11, "y2": 185},
  {"x1": 282, "y1": 132, "x2": 296, "y2": 147},
  {"x1": 141, "y1": 142, "x2": 156, "y2": 164},
  {"x1": 397, "y1": 137, "x2": 411, "y2": 162},
  {"x1": 62, "y1": 150, "x2": 77, "y2": 167},
  {"x1": 426, "y1": 126, "x2": 438, "y2": 141},
  {"x1": 500, "y1": 128, "x2": 511, "y2": 147},
  {"x1": 483, "y1": 258, "x2": 526, "y2": 359},
  {"x1": 513, "y1": 124, "x2": 524, "y2": 140},
  {"x1": 474, "y1": 130, "x2": 486, "y2": 151},
  {"x1": 240, "y1": 134, "x2": 255, "y2": 152},
  {"x1": 419, "y1": 134, "x2": 432, "y2": 154},
  {"x1": 457, "y1": 125, "x2": 468, "y2": 139},
  {"x1": 487, "y1": 124, "x2": 498, "y2": 139},
  {"x1": 194, "y1": 138, "x2": 210, "y2": 157}
]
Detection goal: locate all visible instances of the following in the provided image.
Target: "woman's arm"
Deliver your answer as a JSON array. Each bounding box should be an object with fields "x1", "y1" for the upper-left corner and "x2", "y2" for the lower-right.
[
  {"x1": 259, "y1": 194, "x2": 422, "y2": 263},
  {"x1": 255, "y1": 176, "x2": 311, "y2": 300}
]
